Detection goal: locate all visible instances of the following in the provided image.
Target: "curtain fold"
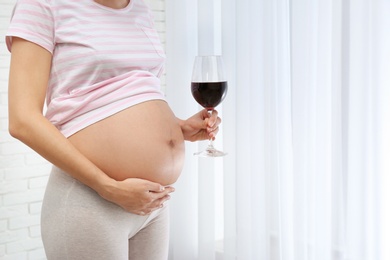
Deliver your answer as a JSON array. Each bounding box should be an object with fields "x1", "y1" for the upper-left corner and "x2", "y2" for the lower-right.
[{"x1": 166, "y1": 0, "x2": 389, "y2": 259}]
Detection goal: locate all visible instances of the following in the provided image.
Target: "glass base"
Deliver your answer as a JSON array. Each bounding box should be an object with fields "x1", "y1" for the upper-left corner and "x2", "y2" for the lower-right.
[{"x1": 194, "y1": 145, "x2": 227, "y2": 157}]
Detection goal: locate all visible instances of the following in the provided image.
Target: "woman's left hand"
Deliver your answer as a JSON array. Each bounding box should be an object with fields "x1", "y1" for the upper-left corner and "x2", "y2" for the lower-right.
[{"x1": 179, "y1": 109, "x2": 221, "y2": 142}]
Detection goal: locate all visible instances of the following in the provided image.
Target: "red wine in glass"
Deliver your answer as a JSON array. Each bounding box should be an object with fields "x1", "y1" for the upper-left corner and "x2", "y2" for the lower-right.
[
  {"x1": 191, "y1": 81, "x2": 228, "y2": 110},
  {"x1": 191, "y1": 55, "x2": 228, "y2": 157}
]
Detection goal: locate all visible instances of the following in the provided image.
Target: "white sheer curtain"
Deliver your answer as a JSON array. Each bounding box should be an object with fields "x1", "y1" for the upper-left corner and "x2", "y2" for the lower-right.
[{"x1": 165, "y1": 0, "x2": 390, "y2": 259}]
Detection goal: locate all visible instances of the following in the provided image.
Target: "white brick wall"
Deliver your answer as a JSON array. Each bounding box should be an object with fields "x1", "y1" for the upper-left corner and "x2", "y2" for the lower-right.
[{"x1": 0, "y1": 0, "x2": 166, "y2": 259}]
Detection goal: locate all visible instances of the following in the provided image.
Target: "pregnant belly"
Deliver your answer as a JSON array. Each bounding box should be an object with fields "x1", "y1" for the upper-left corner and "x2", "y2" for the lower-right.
[{"x1": 68, "y1": 100, "x2": 185, "y2": 186}]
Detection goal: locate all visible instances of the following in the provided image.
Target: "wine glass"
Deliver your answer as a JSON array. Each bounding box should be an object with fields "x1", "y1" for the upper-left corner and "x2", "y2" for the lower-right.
[{"x1": 191, "y1": 55, "x2": 228, "y2": 157}]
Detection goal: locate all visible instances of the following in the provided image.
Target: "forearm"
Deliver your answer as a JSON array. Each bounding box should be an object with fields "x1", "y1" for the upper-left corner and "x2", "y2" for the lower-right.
[{"x1": 9, "y1": 112, "x2": 114, "y2": 196}]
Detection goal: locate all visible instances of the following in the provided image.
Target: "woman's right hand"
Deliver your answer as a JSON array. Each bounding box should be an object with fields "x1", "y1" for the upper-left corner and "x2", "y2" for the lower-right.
[{"x1": 99, "y1": 178, "x2": 175, "y2": 215}]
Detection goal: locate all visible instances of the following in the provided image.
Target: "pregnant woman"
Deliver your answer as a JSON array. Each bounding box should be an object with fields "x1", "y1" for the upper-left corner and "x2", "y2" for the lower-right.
[{"x1": 6, "y1": 0, "x2": 221, "y2": 259}]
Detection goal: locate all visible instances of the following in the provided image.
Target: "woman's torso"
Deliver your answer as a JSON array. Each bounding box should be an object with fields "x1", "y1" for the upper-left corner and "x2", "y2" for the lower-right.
[
  {"x1": 68, "y1": 100, "x2": 185, "y2": 185},
  {"x1": 6, "y1": 0, "x2": 185, "y2": 183},
  {"x1": 46, "y1": 1, "x2": 185, "y2": 184}
]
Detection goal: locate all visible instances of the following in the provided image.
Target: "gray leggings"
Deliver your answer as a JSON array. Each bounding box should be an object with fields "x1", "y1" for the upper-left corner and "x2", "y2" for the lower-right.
[{"x1": 41, "y1": 166, "x2": 169, "y2": 260}]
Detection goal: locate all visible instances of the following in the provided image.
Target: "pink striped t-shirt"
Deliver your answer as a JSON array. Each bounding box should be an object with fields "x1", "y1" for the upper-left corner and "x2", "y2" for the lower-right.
[{"x1": 6, "y1": 0, "x2": 166, "y2": 137}]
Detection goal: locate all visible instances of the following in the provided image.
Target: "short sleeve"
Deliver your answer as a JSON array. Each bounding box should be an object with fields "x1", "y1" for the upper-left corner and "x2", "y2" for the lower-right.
[{"x1": 5, "y1": 0, "x2": 55, "y2": 54}]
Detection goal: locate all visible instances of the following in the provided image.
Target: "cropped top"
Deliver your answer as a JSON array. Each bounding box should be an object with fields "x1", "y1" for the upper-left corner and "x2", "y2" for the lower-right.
[{"x1": 6, "y1": 0, "x2": 166, "y2": 137}]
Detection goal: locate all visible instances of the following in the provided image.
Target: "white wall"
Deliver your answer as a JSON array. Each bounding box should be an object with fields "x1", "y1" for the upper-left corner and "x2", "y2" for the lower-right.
[{"x1": 0, "y1": 0, "x2": 166, "y2": 259}]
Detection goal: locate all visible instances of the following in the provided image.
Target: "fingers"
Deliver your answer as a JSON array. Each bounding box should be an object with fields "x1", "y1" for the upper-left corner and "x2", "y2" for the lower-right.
[
  {"x1": 114, "y1": 178, "x2": 175, "y2": 215},
  {"x1": 208, "y1": 126, "x2": 220, "y2": 139},
  {"x1": 206, "y1": 109, "x2": 221, "y2": 139},
  {"x1": 208, "y1": 109, "x2": 218, "y2": 123},
  {"x1": 139, "y1": 185, "x2": 174, "y2": 216},
  {"x1": 206, "y1": 110, "x2": 220, "y2": 127},
  {"x1": 154, "y1": 194, "x2": 171, "y2": 209},
  {"x1": 146, "y1": 181, "x2": 166, "y2": 192},
  {"x1": 149, "y1": 186, "x2": 174, "y2": 200},
  {"x1": 136, "y1": 194, "x2": 171, "y2": 216}
]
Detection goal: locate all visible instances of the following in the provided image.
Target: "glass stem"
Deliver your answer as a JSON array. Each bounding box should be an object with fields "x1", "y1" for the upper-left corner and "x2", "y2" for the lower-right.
[{"x1": 208, "y1": 139, "x2": 214, "y2": 148}]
